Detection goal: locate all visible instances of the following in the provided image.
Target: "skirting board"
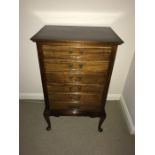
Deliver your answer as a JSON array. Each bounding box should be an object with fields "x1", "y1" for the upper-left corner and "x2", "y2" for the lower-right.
[
  {"x1": 19, "y1": 93, "x2": 44, "y2": 100},
  {"x1": 120, "y1": 95, "x2": 135, "y2": 135},
  {"x1": 19, "y1": 93, "x2": 121, "y2": 100}
]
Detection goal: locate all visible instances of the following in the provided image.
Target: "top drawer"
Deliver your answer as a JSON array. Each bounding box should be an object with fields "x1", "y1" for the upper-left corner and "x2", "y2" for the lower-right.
[
  {"x1": 42, "y1": 45, "x2": 112, "y2": 61},
  {"x1": 44, "y1": 60, "x2": 109, "y2": 72}
]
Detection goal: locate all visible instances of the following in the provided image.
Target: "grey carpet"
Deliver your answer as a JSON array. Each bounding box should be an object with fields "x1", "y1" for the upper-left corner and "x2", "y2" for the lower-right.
[{"x1": 19, "y1": 100, "x2": 135, "y2": 155}]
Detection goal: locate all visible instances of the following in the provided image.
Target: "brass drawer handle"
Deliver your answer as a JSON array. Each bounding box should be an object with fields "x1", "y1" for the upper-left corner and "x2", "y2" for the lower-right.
[
  {"x1": 68, "y1": 64, "x2": 73, "y2": 69},
  {"x1": 69, "y1": 86, "x2": 73, "y2": 91},
  {"x1": 79, "y1": 64, "x2": 83, "y2": 69},
  {"x1": 69, "y1": 76, "x2": 73, "y2": 80},
  {"x1": 77, "y1": 76, "x2": 82, "y2": 81},
  {"x1": 69, "y1": 86, "x2": 81, "y2": 91},
  {"x1": 69, "y1": 50, "x2": 73, "y2": 54},
  {"x1": 79, "y1": 49, "x2": 84, "y2": 54},
  {"x1": 77, "y1": 86, "x2": 81, "y2": 91},
  {"x1": 69, "y1": 86, "x2": 77, "y2": 91},
  {"x1": 77, "y1": 96, "x2": 81, "y2": 100}
]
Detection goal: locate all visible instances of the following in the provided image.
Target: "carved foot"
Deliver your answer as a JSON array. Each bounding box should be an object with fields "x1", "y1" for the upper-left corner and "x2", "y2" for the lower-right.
[
  {"x1": 98, "y1": 127, "x2": 103, "y2": 132},
  {"x1": 46, "y1": 126, "x2": 51, "y2": 131},
  {"x1": 98, "y1": 114, "x2": 106, "y2": 132},
  {"x1": 43, "y1": 109, "x2": 51, "y2": 131}
]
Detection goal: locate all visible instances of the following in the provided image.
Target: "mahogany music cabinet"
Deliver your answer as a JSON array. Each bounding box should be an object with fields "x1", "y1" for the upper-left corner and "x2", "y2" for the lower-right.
[{"x1": 31, "y1": 26, "x2": 123, "y2": 132}]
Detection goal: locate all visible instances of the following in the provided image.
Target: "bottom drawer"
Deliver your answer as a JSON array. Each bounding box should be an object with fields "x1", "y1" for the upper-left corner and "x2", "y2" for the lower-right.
[{"x1": 49, "y1": 101, "x2": 103, "y2": 112}]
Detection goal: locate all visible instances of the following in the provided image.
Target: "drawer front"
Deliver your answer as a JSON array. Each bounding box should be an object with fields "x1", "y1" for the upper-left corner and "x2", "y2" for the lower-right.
[
  {"x1": 42, "y1": 45, "x2": 112, "y2": 61},
  {"x1": 47, "y1": 83, "x2": 104, "y2": 93},
  {"x1": 49, "y1": 101, "x2": 102, "y2": 111},
  {"x1": 48, "y1": 93, "x2": 102, "y2": 103},
  {"x1": 45, "y1": 72, "x2": 107, "y2": 84},
  {"x1": 44, "y1": 60, "x2": 109, "y2": 72}
]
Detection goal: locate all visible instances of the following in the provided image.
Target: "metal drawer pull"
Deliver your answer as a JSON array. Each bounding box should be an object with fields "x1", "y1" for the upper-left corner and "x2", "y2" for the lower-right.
[
  {"x1": 77, "y1": 96, "x2": 81, "y2": 100},
  {"x1": 79, "y1": 64, "x2": 83, "y2": 69},
  {"x1": 78, "y1": 86, "x2": 81, "y2": 91},
  {"x1": 69, "y1": 86, "x2": 73, "y2": 91},
  {"x1": 77, "y1": 77, "x2": 82, "y2": 81},
  {"x1": 69, "y1": 50, "x2": 73, "y2": 54},
  {"x1": 69, "y1": 76, "x2": 73, "y2": 80},
  {"x1": 69, "y1": 86, "x2": 81, "y2": 91},
  {"x1": 68, "y1": 64, "x2": 73, "y2": 68},
  {"x1": 79, "y1": 49, "x2": 84, "y2": 54}
]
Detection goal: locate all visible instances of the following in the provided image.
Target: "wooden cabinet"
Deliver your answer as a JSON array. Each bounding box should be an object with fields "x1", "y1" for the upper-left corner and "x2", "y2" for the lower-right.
[{"x1": 31, "y1": 26, "x2": 123, "y2": 132}]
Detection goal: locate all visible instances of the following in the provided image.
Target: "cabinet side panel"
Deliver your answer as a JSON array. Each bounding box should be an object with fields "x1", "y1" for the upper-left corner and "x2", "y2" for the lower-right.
[
  {"x1": 102, "y1": 45, "x2": 118, "y2": 107},
  {"x1": 36, "y1": 42, "x2": 49, "y2": 109}
]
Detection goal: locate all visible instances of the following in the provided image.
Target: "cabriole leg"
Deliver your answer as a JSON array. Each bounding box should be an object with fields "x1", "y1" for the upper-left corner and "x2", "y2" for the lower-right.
[
  {"x1": 98, "y1": 114, "x2": 106, "y2": 132},
  {"x1": 43, "y1": 109, "x2": 51, "y2": 131}
]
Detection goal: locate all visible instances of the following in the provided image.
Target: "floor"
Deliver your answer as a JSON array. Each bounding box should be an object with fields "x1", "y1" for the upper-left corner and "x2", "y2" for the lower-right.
[{"x1": 19, "y1": 100, "x2": 135, "y2": 155}]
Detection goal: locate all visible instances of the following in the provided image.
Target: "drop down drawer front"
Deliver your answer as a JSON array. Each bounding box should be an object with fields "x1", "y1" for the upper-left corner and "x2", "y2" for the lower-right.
[
  {"x1": 42, "y1": 45, "x2": 112, "y2": 61},
  {"x1": 47, "y1": 83, "x2": 104, "y2": 93},
  {"x1": 45, "y1": 72, "x2": 107, "y2": 84},
  {"x1": 48, "y1": 92, "x2": 102, "y2": 103},
  {"x1": 44, "y1": 59, "x2": 110, "y2": 72},
  {"x1": 48, "y1": 92, "x2": 103, "y2": 111}
]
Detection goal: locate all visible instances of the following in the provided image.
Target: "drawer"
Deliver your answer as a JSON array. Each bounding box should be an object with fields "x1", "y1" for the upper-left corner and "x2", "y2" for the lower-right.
[
  {"x1": 44, "y1": 60, "x2": 109, "y2": 72},
  {"x1": 48, "y1": 92, "x2": 102, "y2": 103},
  {"x1": 42, "y1": 45, "x2": 112, "y2": 61},
  {"x1": 47, "y1": 83, "x2": 104, "y2": 93},
  {"x1": 45, "y1": 72, "x2": 107, "y2": 84},
  {"x1": 49, "y1": 101, "x2": 102, "y2": 111}
]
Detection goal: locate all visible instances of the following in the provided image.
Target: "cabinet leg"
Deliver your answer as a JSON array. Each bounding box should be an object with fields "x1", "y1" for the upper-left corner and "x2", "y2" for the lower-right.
[
  {"x1": 43, "y1": 109, "x2": 51, "y2": 131},
  {"x1": 98, "y1": 114, "x2": 106, "y2": 132}
]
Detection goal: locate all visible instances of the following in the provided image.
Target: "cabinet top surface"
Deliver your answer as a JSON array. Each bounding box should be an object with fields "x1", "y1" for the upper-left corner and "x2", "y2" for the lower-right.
[{"x1": 31, "y1": 25, "x2": 123, "y2": 44}]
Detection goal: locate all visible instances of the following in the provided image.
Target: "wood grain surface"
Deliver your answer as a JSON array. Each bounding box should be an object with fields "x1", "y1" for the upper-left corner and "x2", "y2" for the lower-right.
[
  {"x1": 42, "y1": 45, "x2": 112, "y2": 61},
  {"x1": 47, "y1": 83, "x2": 104, "y2": 93},
  {"x1": 45, "y1": 72, "x2": 107, "y2": 84},
  {"x1": 31, "y1": 26, "x2": 123, "y2": 131}
]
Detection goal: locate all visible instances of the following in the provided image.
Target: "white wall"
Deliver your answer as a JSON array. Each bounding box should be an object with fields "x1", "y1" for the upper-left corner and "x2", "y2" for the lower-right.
[
  {"x1": 122, "y1": 54, "x2": 135, "y2": 125},
  {"x1": 19, "y1": 0, "x2": 135, "y2": 97}
]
